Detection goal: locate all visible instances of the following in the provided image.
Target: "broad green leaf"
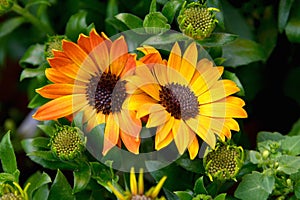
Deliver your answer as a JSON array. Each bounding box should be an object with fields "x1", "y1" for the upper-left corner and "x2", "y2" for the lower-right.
[
  {"x1": 105, "y1": 0, "x2": 118, "y2": 35},
  {"x1": 162, "y1": 0, "x2": 183, "y2": 24},
  {"x1": 72, "y1": 111, "x2": 84, "y2": 131},
  {"x1": 90, "y1": 162, "x2": 118, "y2": 191},
  {"x1": 278, "y1": 0, "x2": 294, "y2": 32},
  {"x1": 289, "y1": 118, "x2": 300, "y2": 136},
  {"x1": 222, "y1": 38, "x2": 266, "y2": 67},
  {"x1": 20, "y1": 63, "x2": 47, "y2": 81},
  {"x1": 197, "y1": 33, "x2": 238, "y2": 47},
  {"x1": 223, "y1": 70, "x2": 245, "y2": 96},
  {"x1": 214, "y1": 193, "x2": 226, "y2": 200},
  {"x1": 141, "y1": 32, "x2": 190, "y2": 47},
  {"x1": 193, "y1": 177, "x2": 208, "y2": 195},
  {"x1": 24, "y1": 137, "x2": 50, "y2": 149},
  {"x1": 37, "y1": 124, "x2": 56, "y2": 137},
  {"x1": 73, "y1": 162, "x2": 91, "y2": 193},
  {"x1": 25, "y1": 0, "x2": 51, "y2": 8},
  {"x1": 105, "y1": 17, "x2": 131, "y2": 32},
  {"x1": 33, "y1": 184, "x2": 49, "y2": 200},
  {"x1": 248, "y1": 150, "x2": 261, "y2": 165},
  {"x1": 174, "y1": 191, "x2": 193, "y2": 200},
  {"x1": 0, "y1": 131, "x2": 18, "y2": 176},
  {"x1": 164, "y1": 188, "x2": 180, "y2": 200},
  {"x1": 234, "y1": 172, "x2": 274, "y2": 200},
  {"x1": 25, "y1": 171, "x2": 51, "y2": 199},
  {"x1": 0, "y1": 17, "x2": 26, "y2": 38},
  {"x1": 285, "y1": 0, "x2": 300, "y2": 43},
  {"x1": 257, "y1": 131, "x2": 285, "y2": 143},
  {"x1": 65, "y1": 10, "x2": 94, "y2": 42},
  {"x1": 207, "y1": 0, "x2": 224, "y2": 29},
  {"x1": 48, "y1": 170, "x2": 75, "y2": 200},
  {"x1": 277, "y1": 155, "x2": 300, "y2": 175},
  {"x1": 19, "y1": 44, "x2": 45, "y2": 68},
  {"x1": 143, "y1": 12, "x2": 171, "y2": 34},
  {"x1": 176, "y1": 154, "x2": 204, "y2": 174},
  {"x1": 281, "y1": 135, "x2": 300, "y2": 155},
  {"x1": 114, "y1": 13, "x2": 143, "y2": 30}
]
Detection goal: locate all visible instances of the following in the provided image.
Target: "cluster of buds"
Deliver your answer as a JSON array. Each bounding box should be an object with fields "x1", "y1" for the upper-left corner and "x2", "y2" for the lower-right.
[
  {"x1": 177, "y1": 1, "x2": 219, "y2": 40},
  {"x1": 0, "y1": 182, "x2": 29, "y2": 200},
  {"x1": 0, "y1": 0, "x2": 13, "y2": 15},
  {"x1": 203, "y1": 142, "x2": 244, "y2": 181},
  {"x1": 50, "y1": 125, "x2": 86, "y2": 161},
  {"x1": 44, "y1": 35, "x2": 67, "y2": 58}
]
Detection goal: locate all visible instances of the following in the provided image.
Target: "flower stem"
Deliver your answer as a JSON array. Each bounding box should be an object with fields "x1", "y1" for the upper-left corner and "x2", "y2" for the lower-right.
[{"x1": 12, "y1": 3, "x2": 54, "y2": 35}]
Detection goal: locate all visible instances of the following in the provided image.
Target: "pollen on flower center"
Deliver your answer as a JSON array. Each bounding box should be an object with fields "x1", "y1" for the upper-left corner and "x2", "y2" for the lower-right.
[
  {"x1": 131, "y1": 195, "x2": 153, "y2": 200},
  {"x1": 86, "y1": 72, "x2": 127, "y2": 114},
  {"x1": 159, "y1": 83, "x2": 199, "y2": 120}
]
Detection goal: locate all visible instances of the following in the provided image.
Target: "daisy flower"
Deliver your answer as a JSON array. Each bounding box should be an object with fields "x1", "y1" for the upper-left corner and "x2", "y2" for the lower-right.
[
  {"x1": 126, "y1": 42, "x2": 247, "y2": 159},
  {"x1": 32, "y1": 29, "x2": 142, "y2": 155}
]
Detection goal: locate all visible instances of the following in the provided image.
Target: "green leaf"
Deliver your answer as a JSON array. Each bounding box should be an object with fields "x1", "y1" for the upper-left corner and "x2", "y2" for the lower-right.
[
  {"x1": 19, "y1": 44, "x2": 45, "y2": 68},
  {"x1": 257, "y1": 131, "x2": 285, "y2": 143},
  {"x1": 285, "y1": 0, "x2": 300, "y2": 43},
  {"x1": 72, "y1": 111, "x2": 84, "y2": 131},
  {"x1": 105, "y1": 17, "x2": 131, "y2": 32},
  {"x1": 207, "y1": 0, "x2": 224, "y2": 29},
  {"x1": 32, "y1": 184, "x2": 49, "y2": 200},
  {"x1": 73, "y1": 162, "x2": 91, "y2": 193},
  {"x1": 281, "y1": 135, "x2": 300, "y2": 155},
  {"x1": 0, "y1": 131, "x2": 18, "y2": 176},
  {"x1": 248, "y1": 150, "x2": 261, "y2": 165},
  {"x1": 25, "y1": 0, "x2": 51, "y2": 8},
  {"x1": 278, "y1": 0, "x2": 294, "y2": 32},
  {"x1": 65, "y1": 10, "x2": 94, "y2": 42},
  {"x1": 222, "y1": 38, "x2": 266, "y2": 67},
  {"x1": 24, "y1": 137, "x2": 50, "y2": 149},
  {"x1": 141, "y1": 32, "x2": 190, "y2": 47},
  {"x1": 223, "y1": 70, "x2": 245, "y2": 96},
  {"x1": 197, "y1": 33, "x2": 238, "y2": 47},
  {"x1": 295, "y1": 181, "x2": 300, "y2": 199},
  {"x1": 20, "y1": 63, "x2": 47, "y2": 81},
  {"x1": 90, "y1": 162, "x2": 118, "y2": 191},
  {"x1": 25, "y1": 171, "x2": 51, "y2": 199},
  {"x1": 288, "y1": 118, "x2": 300, "y2": 136},
  {"x1": 28, "y1": 94, "x2": 49, "y2": 109},
  {"x1": 234, "y1": 172, "x2": 274, "y2": 200},
  {"x1": 174, "y1": 191, "x2": 193, "y2": 200},
  {"x1": 149, "y1": 0, "x2": 157, "y2": 13},
  {"x1": 48, "y1": 170, "x2": 75, "y2": 200},
  {"x1": 176, "y1": 154, "x2": 204, "y2": 174},
  {"x1": 162, "y1": 0, "x2": 183, "y2": 24},
  {"x1": 277, "y1": 155, "x2": 300, "y2": 175},
  {"x1": 143, "y1": 12, "x2": 171, "y2": 34},
  {"x1": 37, "y1": 124, "x2": 56, "y2": 137},
  {"x1": 0, "y1": 17, "x2": 26, "y2": 38},
  {"x1": 0, "y1": 172, "x2": 18, "y2": 183},
  {"x1": 114, "y1": 13, "x2": 143, "y2": 30},
  {"x1": 193, "y1": 177, "x2": 208, "y2": 195},
  {"x1": 214, "y1": 193, "x2": 226, "y2": 200}
]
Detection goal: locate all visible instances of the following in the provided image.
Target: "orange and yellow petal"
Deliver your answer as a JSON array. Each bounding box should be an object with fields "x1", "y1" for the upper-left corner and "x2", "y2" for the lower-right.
[
  {"x1": 200, "y1": 101, "x2": 247, "y2": 118},
  {"x1": 155, "y1": 116, "x2": 175, "y2": 148},
  {"x1": 103, "y1": 113, "x2": 120, "y2": 155},
  {"x1": 167, "y1": 42, "x2": 182, "y2": 71},
  {"x1": 110, "y1": 36, "x2": 128, "y2": 76},
  {"x1": 172, "y1": 119, "x2": 194, "y2": 155},
  {"x1": 187, "y1": 135, "x2": 199, "y2": 160},
  {"x1": 45, "y1": 68, "x2": 74, "y2": 84},
  {"x1": 180, "y1": 42, "x2": 197, "y2": 83},
  {"x1": 36, "y1": 84, "x2": 86, "y2": 99},
  {"x1": 120, "y1": 130, "x2": 140, "y2": 154}
]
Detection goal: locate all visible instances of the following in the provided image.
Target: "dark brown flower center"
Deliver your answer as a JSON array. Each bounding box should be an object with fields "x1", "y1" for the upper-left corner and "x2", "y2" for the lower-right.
[
  {"x1": 159, "y1": 83, "x2": 199, "y2": 120},
  {"x1": 86, "y1": 72, "x2": 127, "y2": 114}
]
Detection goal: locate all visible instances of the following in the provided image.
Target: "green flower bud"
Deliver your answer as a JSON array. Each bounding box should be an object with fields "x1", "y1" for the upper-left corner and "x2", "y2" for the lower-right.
[
  {"x1": 262, "y1": 150, "x2": 269, "y2": 159},
  {"x1": 177, "y1": 1, "x2": 219, "y2": 40},
  {"x1": 44, "y1": 35, "x2": 67, "y2": 58},
  {"x1": 0, "y1": 0, "x2": 13, "y2": 15},
  {"x1": 203, "y1": 142, "x2": 244, "y2": 181},
  {"x1": 50, "y1": 125, "x2": 86, "y2": 161},
  {"x1": 0, "y1": 182, "x2": 29, "y2": 200}
]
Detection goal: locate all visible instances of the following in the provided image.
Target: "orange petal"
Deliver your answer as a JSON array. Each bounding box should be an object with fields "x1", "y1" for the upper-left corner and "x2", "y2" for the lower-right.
[
  {"x1": 45, "y1": 68, "x2": 74, "y2": 84},
  {"x1": 110, "y1": 36, "x2": 128, "y2": 76},
  {"x1": 120, "y1": 130, "x2": 140, "y2": 154},
  {"x1": 116, "y1": 111, "x2": 142, "y2": 139},
  {"x1": 78, "y1": 33, "x2": 92, "y2": 53},
  {"x1": 180, "y1": 42, "x2": 197, "y2": 83},
  {"x1": 136, "y1": 104, "x2": 165, "y2": 119},
  {"x1": 120, "y1": 54, "x2": 137, "y2": 77},
  {"x1": 155, "y1": 131, "x2": 174, "y2": 150},
  {"x1": 36, "y1": 84, "x2": 86, "y2": 99},
  {"x1": 32, "y1": 94, "x2": 87, "y2": 120},
  {"x1": 103, "y1": 113, "x2": 120, "y2": 155}
]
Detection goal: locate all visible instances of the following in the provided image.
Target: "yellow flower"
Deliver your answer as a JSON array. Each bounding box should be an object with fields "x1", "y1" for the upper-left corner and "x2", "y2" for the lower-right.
[
  {"x1": 32, "y1": 29, "x2": 142, "y2": 155},
  {"x1": 127, "y1": 42, "x2": 247, "y2": 159},
  {"x1": 108, "y1": 168, "x2": 167, "y2": 200}
]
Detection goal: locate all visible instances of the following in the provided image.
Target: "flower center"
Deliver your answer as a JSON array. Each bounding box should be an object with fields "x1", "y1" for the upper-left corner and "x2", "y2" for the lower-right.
[
  {"x1": 159, "y1": 83, "x2": 199, "y2": 120},
  {"x1": 131, "y1": 195, "x2": 152, "y2": 200},
  {"x1": 86, "y1": 72, "x2": 127, "y2": 114},
  {"x1": 0, "y1": 193, "x2": 23, "y2": 200},
  {"x1": 184, "y1": 6, "x2": 215, "y2": 33}
]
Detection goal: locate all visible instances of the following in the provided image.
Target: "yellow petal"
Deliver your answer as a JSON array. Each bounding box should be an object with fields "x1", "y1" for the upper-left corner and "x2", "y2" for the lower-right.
[
  {"x1": 116, "y1": 111, "x2": 141, "y2": 139},
  {"x1": 198, "y1": 80, "x2": 240, "y2": 104},
  {"x1": 168, "y1": 42, "x2": 181, "y2": 71},
  {"x1": 153, "y1": 63, "x2": 168, "y2": 85},
  {"x1": 32, "y1": 94, "x2": 86, "y2": 120},
  {"x1": 146, "y1": 109, "x2": 171, "y2": 128},
  {"x1": 200, "y1": 101, "x2": 248, "y2": 118},
  {"x1": 103, "y1": 114, "x2": 120, "y2": 155},
  {"x1": 110, "y1": 36, "x2": 128, "y2": 76},
  {"x1": 172, "y1": 120, "x2": 193, "y2": 155},
  {"x1": 150, "y1": 176, "x2": 167, "y2": 198},
  {"x1": 125, "y1": 93, "x2": 157, "y2": 111},
  {"x1": 188, "y1": 135, "x2": 199, "y2": 160},
  {"x1": 155, "y1": 131, "x2": 174, "y2": 150},
  {"x1": 130, "y1": 167, "x2": 137, "y2": 195},
  {"x1": 180, "y1": 42, "x2": 197, "y2": 83},
  {"x1": 155, "y1": 116, "x2": 174, "y2": 147},
  {"x1": 136, "y1": 103, "x2": 164, "y2": 119},
  {"x1": 138, "y1": 168, "x2": 144, "y2": 195}
]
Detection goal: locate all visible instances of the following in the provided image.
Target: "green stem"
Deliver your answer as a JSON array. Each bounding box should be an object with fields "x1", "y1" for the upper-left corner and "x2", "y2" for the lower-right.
[{"x1": 12, "y1": 3, "x2": 54, "y2": 35}]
